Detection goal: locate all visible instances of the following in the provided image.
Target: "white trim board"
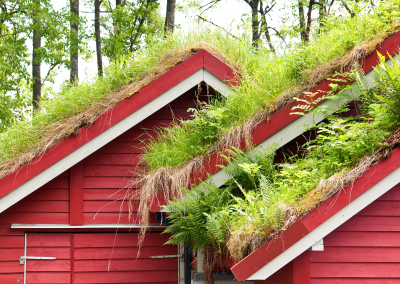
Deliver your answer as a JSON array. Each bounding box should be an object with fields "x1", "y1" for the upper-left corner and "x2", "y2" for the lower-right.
[
  {"x1": 0, "y1": 69, "x2": 232, "y2": 214},
  {"x1": 207, "y1": 55, "x2": 400, "y2": 188},
  {"x1": 247, "y1": 163, "x2": 400, "y2": 280}
]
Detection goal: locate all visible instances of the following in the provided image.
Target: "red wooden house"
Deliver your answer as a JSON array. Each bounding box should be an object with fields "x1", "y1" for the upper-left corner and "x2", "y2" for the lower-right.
[
  {"x1": 0, "y1": 50, "x2": 235, "y2": 284},
  {"x1": 2, "y1": 30, "x2": 400, "y2": 284}
]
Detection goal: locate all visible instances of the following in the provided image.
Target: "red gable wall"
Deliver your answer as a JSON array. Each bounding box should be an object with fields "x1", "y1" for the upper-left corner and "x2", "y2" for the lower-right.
[{"x1": 0, "y1": 84, "x2": 213, "y2": 283}]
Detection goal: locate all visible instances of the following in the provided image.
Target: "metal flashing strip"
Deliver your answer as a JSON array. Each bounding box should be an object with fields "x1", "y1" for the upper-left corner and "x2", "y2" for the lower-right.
[
  {"x1": 0, "y1": 69, "x2": 232, "y2": 214},
  {"x1": 11, "y1": 223, "x2": 168, "y2": 229}
]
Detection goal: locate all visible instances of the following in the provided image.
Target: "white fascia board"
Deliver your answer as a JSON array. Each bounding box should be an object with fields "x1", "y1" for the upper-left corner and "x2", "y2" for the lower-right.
[
  {"x1": 0, "y1": 69, "x2": 232, "y2": 214},
  {"x1": 248, "y1": 164, "x2": 400, "y2": 280},
  {"x1": 11, "y1": 223, "x2": 167, "y2": 229},
  {"x1": 208, "y1": 55, "x2": 399, "y2": 188}
]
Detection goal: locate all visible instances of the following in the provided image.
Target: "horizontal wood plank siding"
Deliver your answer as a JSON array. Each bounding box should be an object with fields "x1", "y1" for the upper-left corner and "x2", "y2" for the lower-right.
[
  {"x1": 82, "y1": 86, "x2": 211, "y2": 224},
  {"x1": 0, "y1": 172, "x2": 70, "y2": 284},
  {"x1": 73, "y1": 233, "x2": 178, "y2": 283},
  {"x1": 310, "y1": 184, "x2": 400, "y2": 283}
]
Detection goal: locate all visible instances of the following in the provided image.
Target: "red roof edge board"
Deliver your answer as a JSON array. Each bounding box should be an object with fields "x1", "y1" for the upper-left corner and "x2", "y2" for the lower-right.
[
  {"x1": 0, "y1": 50, "x2": 236, "y2": 203},
  {"x1": 231, "y1": 147, "x2": 400, "y2": 281},
  {"x1": 148, "y1": 30, "x2": 400, "y2": 213}
]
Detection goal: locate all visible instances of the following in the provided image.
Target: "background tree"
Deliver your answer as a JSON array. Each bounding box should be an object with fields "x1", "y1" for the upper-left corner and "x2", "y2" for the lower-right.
[
  {"x1": 164, "y1": 0, "x2": 176, "y2": 36},
  {"x1": 32, "y1": 0, "x2": 41, "y2": 111},
  {"x1": 95, "y1": 0, "x2": 103, "y2": 77},
  {"x1": 101, "y1": 0, "x2": 162, "y2": 61},
  {"x1": 70, "y1": 0, "x2": 79, "y2": 84}
]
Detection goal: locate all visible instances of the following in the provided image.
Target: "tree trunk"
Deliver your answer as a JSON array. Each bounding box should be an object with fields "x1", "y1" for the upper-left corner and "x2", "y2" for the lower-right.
[
  {"x1": 32, "y1": 0, "x2": 41, "y2": 111},
  {"x1": 250, "y1": 0, "x2": 260, "y2": 48},
  {"x1": 298, "y1": 0, "x2": 306, "y2": 43},
  {"x1": 340, "y1": 0, "x2": 355, "y2": 17},
  {"x1": 70, "y1": 0, "x2": 79, "y2": 84},
  {"x1": 95, "y1": 0, "x2": 103, "y2": 77},
  {"x1": 259, "y1": 0, "x2": 275, "y2": 53},
  {"x1": 305, "y1": 0, "x2": 314, "y2": 41},
  {"x1": 164, "y1": 0, "x2": 176, "y2": 36}
]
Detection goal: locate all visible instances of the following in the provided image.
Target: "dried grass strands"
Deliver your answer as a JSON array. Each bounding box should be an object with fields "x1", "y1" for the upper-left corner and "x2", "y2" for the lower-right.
[{"x1": 0, "y1": 42, "x2": 239, "y2": 181}]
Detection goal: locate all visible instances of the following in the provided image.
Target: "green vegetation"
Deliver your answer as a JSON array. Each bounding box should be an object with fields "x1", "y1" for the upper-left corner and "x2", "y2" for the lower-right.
[
  {"x1": 164, "y1": 55, "x2": 400, "y2": 261},
  {"x1": 142, "y1": 1, "x2": 400, "y2": 171}
]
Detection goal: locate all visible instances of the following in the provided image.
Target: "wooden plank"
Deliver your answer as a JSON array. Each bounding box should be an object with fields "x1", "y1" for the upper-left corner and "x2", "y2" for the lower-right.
[
  {"x1": 26, "y1": 260, "x2": 70, "y2": 272},
  {"x1": 26, "y1": 272, "x2": 70, "y2": 283},
  {"x1": 0, "y1": 249, "x2": 24, "y2": 261},
  {"x1": 310, "y1": 247, "x2": 400, "y2": 263},
  {"x1": 70, "y1": 162, "x2": 84, "y2": 225},
  {"x1": 28, "y1": 233, "x2": 71, "y2": 247},
  {"x1": 83, "y1": 200, "x2": 137, "y2": 213},
  {"x1": 83, "y1": 177, "x2": 134, "y2": 189},
  {"x1": 74, "y1": 259, "x2": 177, "y2": 272},
  {"x1": 130, "y1": 118, "x2": 175, "y2": 131},
  {"x1": 0, "y1": 224, "x2": 24, "y2": 236},
  {"x1": 24, "y1": 188, "x2": 69, "y2": 201},
  {"x1": 0, "y1": 273, "x2": 24, "y2": 283},
  {"x1": 26, "y1": 248, "x2": 71, "y2": 260},
  {"x1": 324, "y1": 232, "x2": 400, "y2": 247},
  {"x1": 357, "y1": 201, "x2": 400, "y2": 216},
  {"x1": 83, "y1": 212, "x2": 157, "y2": 224},
  {"x1": 0, "y1": 212, "x2": 69, "y2": 224},
  {"x1": 83, "y1": 153, "x2": 142, "y2": 166},
  {"x1": 0, "y1": 236, "x2": 24, "y2": 248},
  {"x1": 7, "y1": 200, "x2": 69, "y2": 213},
  {"x1": 83, "y1": 189, "x2": 137, "y2": 201},
  {"x1": 74, "y1": 270, "x2": 178, "y2": 283},
  {"x1": 378, "y1": 185, "x2": 400, "y2": 201},
  {"x1": 96, "y1": 142, "x2": 144, "y2": 154},
  {"x1": 335, "y1": 216, "x2": 400, "y2": 231},
  {"x1": 41, "y1": 177, "x2": 70, "y2": 189},
  {"x1": 113, "y1": 130, "x2": 158, "y2": 142},
  {"x1": 74, "y1": 233, "x2": 172, "y2": 248},
  {"x1": 83, "y1": 165, "x2": 144, "y2": 177},
  {"x1": 74, "y1": 246, "x2": 177, "y2": 260},
  {"x1": 0, "y1": 261, "x2": 23, "y2": 273},
  {"x1": 310, "y1": 263, "x2": 400, "y2": 278}
]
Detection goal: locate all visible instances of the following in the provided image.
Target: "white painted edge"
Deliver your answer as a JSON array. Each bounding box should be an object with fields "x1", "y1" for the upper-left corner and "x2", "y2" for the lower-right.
[
  {"x1": 0, "y1": 68, "x2": 232, "y2": 214},
  {"x1": 11, "y1": 223, "x2": 168, "y2": 229},
  {"x1": 207, "y1": 55, "x2": 399, "y2": 188},
  {"x1": 248, "y1": 164, "x2": 400, "y2": 280},
  {"x1": 310, "y1": 238, "x2": 324, "y2": 251}
]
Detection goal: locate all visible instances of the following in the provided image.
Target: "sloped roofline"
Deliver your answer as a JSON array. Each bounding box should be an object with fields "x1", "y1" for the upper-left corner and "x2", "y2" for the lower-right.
[
  {"x1": 0, "y1": 50, "x2": 236, "y2": 213},
  {"x1": 149, "y1": 30, "x2": 400, "y2": 213}
]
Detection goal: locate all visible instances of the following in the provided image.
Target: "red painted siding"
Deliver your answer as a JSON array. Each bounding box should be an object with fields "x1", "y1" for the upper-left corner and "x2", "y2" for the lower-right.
[
  {"x1": 309, "y1": 183, "x2": 400, "y2": 283},
  {"x1": 73, "y1": 233, "x2": 178, "y2": 283},
  {"x1": 81, "y1": 85, "x2": 212, "y2": 225},
  {"x1": 0, "y1": 84, "x2": 211, "y2": 283}
]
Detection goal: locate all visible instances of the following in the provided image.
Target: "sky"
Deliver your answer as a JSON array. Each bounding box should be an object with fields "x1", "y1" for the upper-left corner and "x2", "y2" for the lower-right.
[{"x1": 48, "y1": 0, "x2": 250, "y2": 90}]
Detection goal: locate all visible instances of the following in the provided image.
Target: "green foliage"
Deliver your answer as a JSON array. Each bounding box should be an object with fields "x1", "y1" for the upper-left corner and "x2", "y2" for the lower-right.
[
  {"x1": 163, "y1": 182, "x2": 232, "y2": 253},
  {"x1": 220, "y1": 146, "x2": 278, "y2": 192},
  {"x1": 99, "y1": 0, "x2": 163, "y2": 61}
]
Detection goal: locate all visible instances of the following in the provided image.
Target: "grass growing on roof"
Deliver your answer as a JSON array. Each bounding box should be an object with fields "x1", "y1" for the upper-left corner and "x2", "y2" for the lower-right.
[{"x1": 141, "y1": 1, "x2": 400, "y2": 172}]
